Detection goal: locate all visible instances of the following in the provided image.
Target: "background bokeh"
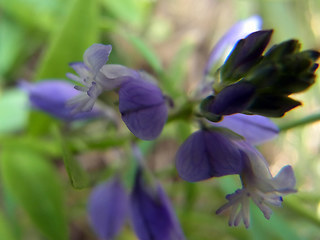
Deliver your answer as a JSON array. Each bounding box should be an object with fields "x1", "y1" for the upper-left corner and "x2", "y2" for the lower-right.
[{"x1": 1, "y1": 0, "x2": 320, "y2": 239}]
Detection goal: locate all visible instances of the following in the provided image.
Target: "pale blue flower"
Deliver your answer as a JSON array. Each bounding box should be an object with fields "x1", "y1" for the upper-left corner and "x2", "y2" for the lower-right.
[
  {"x1": 216, "y1": 141, "x2": 296, "y2": 228},
  {"x1": 20, "y1": 79, "x2": 101, "y2": 121},
  {"x1": 67, "y1": 44, "x2": 137, "y2": 113},
  {"x1": 88, "y1": 168, "x2": 185, "y2": 240}
]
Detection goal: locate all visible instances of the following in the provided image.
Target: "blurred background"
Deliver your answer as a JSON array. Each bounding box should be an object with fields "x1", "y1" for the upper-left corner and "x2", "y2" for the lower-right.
[{"x1": 1, "y1": 0, "x2": 320, "y2": 239}]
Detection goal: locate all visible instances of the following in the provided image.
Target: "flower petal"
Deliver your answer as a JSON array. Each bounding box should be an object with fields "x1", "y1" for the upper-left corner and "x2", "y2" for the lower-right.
[
  {"x1": 83, "y1": 44, "x2": 112, "y2": 74},
  {"x1": 118, "y1": 78, "x2": 168, "y2": 140},
  {"x1": 130, "y1": 169, "x2": 185, "y2": 240},
  {"x1": 271, "y1": 165, "x2": 296, "y2": 193},
  {"x1": 100, "y1": 64, "x2": 139, "y2": 79},
  {"x1": 176, "y1": 130, "x2": 244, "y2": 182},
  {"x1": 204, "y1": 15, "x2": 262, "y2": 75},
  {"x1": 211, "y1": 114, "x2": 279, "y2": 145},
  {"x1": 88, "y1": 177, "x2": 128, "y2": 240},
  {"x1": 20, "y1": 80, "x2": 101, "y2": 121},
  {"x1": 68, "y1": 62, "x2": 91, "y2": 81}
]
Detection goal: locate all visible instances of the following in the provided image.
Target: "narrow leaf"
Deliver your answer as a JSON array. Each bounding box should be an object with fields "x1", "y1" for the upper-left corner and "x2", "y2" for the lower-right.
[
  {"x1": 53, "y1": 125, "x2": 90, "y2": 189},
  {"x1": 0, "y1": 89, "x2": 28, "y2": 134},
  {"x1": 35, "y1": 0, "x2": 99, "y2": 79},
  {"x1": 0, "y1": 212, "x2": 16, "y2": 240},
  {"x1": 125, "y1": 34, "x2": 163, "y2": 74},
  {"x1": 0, "y1": 146, "x2": 68, "y2": 240}
]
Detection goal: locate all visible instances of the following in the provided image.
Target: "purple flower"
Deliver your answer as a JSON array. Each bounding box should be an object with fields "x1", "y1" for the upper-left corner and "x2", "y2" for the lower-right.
[
  {"x1": 175, "y1": 127, "x2": 295, "y2": 228},
  {"x1": 20, "y1": 80, "x2": 101, "y2": 121},
  {"x1": 88, "y1": 169, "x2": 185, "y2": 240},
  {"x1": 216, "y1": 141, "x2": 296, "y2": 228},
  {"x1": 88, "y1": 177, "x2": 128, "y2": 240},
  {"x1": 210, "y1": 113, "x2": 279, "y2": 145},
  {"x1": 118, "y1": 73, "x2": 168, "y2": 140},
  {"x1": 176, "y1": 129, "x2": 244, "y2": 182},
  {"x1": 66, "y1": 44, "x2": 167, "y2": 140},
  {"x1": 67, "y1": 44, "x2": 137, "y2": 113},
  {"x1": 130, "y1": 168, "x2": 185, "y2": 240}
]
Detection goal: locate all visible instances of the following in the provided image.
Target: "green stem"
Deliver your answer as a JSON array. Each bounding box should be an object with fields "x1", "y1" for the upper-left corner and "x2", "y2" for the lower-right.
[
  {"x1": 167, "y1": 101, "x2": 195, "y2": 123},
  {"x1": 279, "y1": 112, "x2": 320, "y2": 132},
  {"x1": 285, "y1": 196, "x2": 320, "y2": 227}
]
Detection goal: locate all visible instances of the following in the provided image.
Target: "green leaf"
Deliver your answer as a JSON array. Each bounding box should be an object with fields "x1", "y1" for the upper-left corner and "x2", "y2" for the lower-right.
[
  {"x1": 250, "y1": 203, "x2": 300, "y2": 240},
  {"x1": 0, "y1": 135, "x2": 60, "y2": 158},
  {"x1": 53, "y1": 125, "x2": 90, "y2": 189},
  {"x1": 0, "y1": 18, "x2": 25, "y2": 78},
  {"x1": 125, "y1": 34, "x2": 163, "y2": 74},
  {"x1": 0, "y1": 0, "x2": 64, "y2": 32},
  {"x1": 26, "y1": 111, "x2": 59, "y2": 136},
  {"x1": 102, "y1": 0, "x2": 149, "y2": 28},
  {"x1": 0, "y1": 89, "x2": 28, "y2": 134},
  {"x1": 0, "y1": 212, "x2": 17, "y2": 240},
  {"x1": 0, "y1": 146, "x2": 68, "y2": 240},
  {"x1": 35, "y1": 0, "x2": 99, "y2": 79}
]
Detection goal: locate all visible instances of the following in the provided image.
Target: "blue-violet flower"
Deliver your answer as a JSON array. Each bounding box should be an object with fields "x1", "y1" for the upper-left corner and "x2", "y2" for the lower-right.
[
  {"x1": 216, "y1": 141, "x2": 296, "y2": 228},
  {"x1": 88, "y1": 169, "x2": 185, "y2": 240},
  {"x1": 20, "y1": 79, "x2": 101, "y2": 121},
  {"x1": 130, "y1": 168, "x2": 185, "y2": 240},
  {"x1": 88, "y1": 177, "x2": 128, "y2": 240},
  {"x1": 176, "y1": 128, "x2": 296, "y2": 228}
]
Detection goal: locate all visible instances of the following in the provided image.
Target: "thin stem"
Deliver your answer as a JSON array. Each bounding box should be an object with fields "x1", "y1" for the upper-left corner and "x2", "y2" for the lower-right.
[
  {"x1": 167, "y1": 101, "x2": 195, "y2": 123},
  {"x1": 279, "y1": 112, "x2": 320, "y2": 132}
]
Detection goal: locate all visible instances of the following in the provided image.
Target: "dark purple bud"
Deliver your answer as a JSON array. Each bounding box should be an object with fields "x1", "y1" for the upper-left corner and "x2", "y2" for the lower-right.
[
  {"x1": 204, "y1": 15, "x2": 262, "y2": 76},
  {"x1": 118, "y1": 77, "x2": 168, "y2": 140},
  {"x1": 20, "y1": 80, "x2": 101, "y2": 121},
  {"x1": 88, "y1": 177, "x2": 128, "y2": 240},
  {"x1": 206, "y1": 81, "x2": 256, "y2": 115},
  {"x1": 130, "y1": 169, "x2": 185, "y2": 240},
  {"x1": 221, "y1": 30, "x2": 273, "y2": 82},
  {"x1": 176, "y1": 129, "x2": 244, "y2": 182}
]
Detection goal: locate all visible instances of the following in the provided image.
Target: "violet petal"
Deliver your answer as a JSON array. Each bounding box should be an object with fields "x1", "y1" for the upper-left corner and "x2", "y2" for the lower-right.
[
  {"x1": 118, "y1": 78, "x2": 168, "y2": 140},
  {"x1": 211, "y1": 113, "x2": 279, "y2": 145},
  {"x1": 176, "y1": 130, "x2": 244, "y2": 182},
  {"x1": 88, "y1": 177, "x2": 128, "y2": 240},
  {"x1": 130, "y1": 169, "x2": 185, "y2": 240},
  {"x1": 83, "y1": 44, "x2": 112, "y2": 74},
  {"x1": 272, "y1": 165, "x2": 296, "y2": 193},
  {"x1": 208, "y1": 81, "x2": 256, "y2": 115},
  {"x1": 100, "y1": 64, "x2": 140, "y2": 79},
  {"x1": 20, "y1": 80, "x2": 101, "y2": 121},
  {"x1": 68, "y1": 62, "x2": 90, "y2": 80}
]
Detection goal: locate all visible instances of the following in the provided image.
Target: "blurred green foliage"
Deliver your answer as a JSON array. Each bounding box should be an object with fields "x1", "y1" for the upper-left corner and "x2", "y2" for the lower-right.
[{"x1": 0, "y1": 0, "x2": 320, "y2": 239}]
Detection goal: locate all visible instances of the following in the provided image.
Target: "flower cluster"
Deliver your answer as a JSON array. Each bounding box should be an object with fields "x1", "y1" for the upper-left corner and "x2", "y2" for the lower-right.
[
  {"x1": 21, "y1": 14, "x2": 320, "y2": 236},
  {"x1": 175, "y1": 16, "x2": 319, "y2": 228},
  {"x1": 201, "y1": 30, "x2": 320, "y2": 119}
]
